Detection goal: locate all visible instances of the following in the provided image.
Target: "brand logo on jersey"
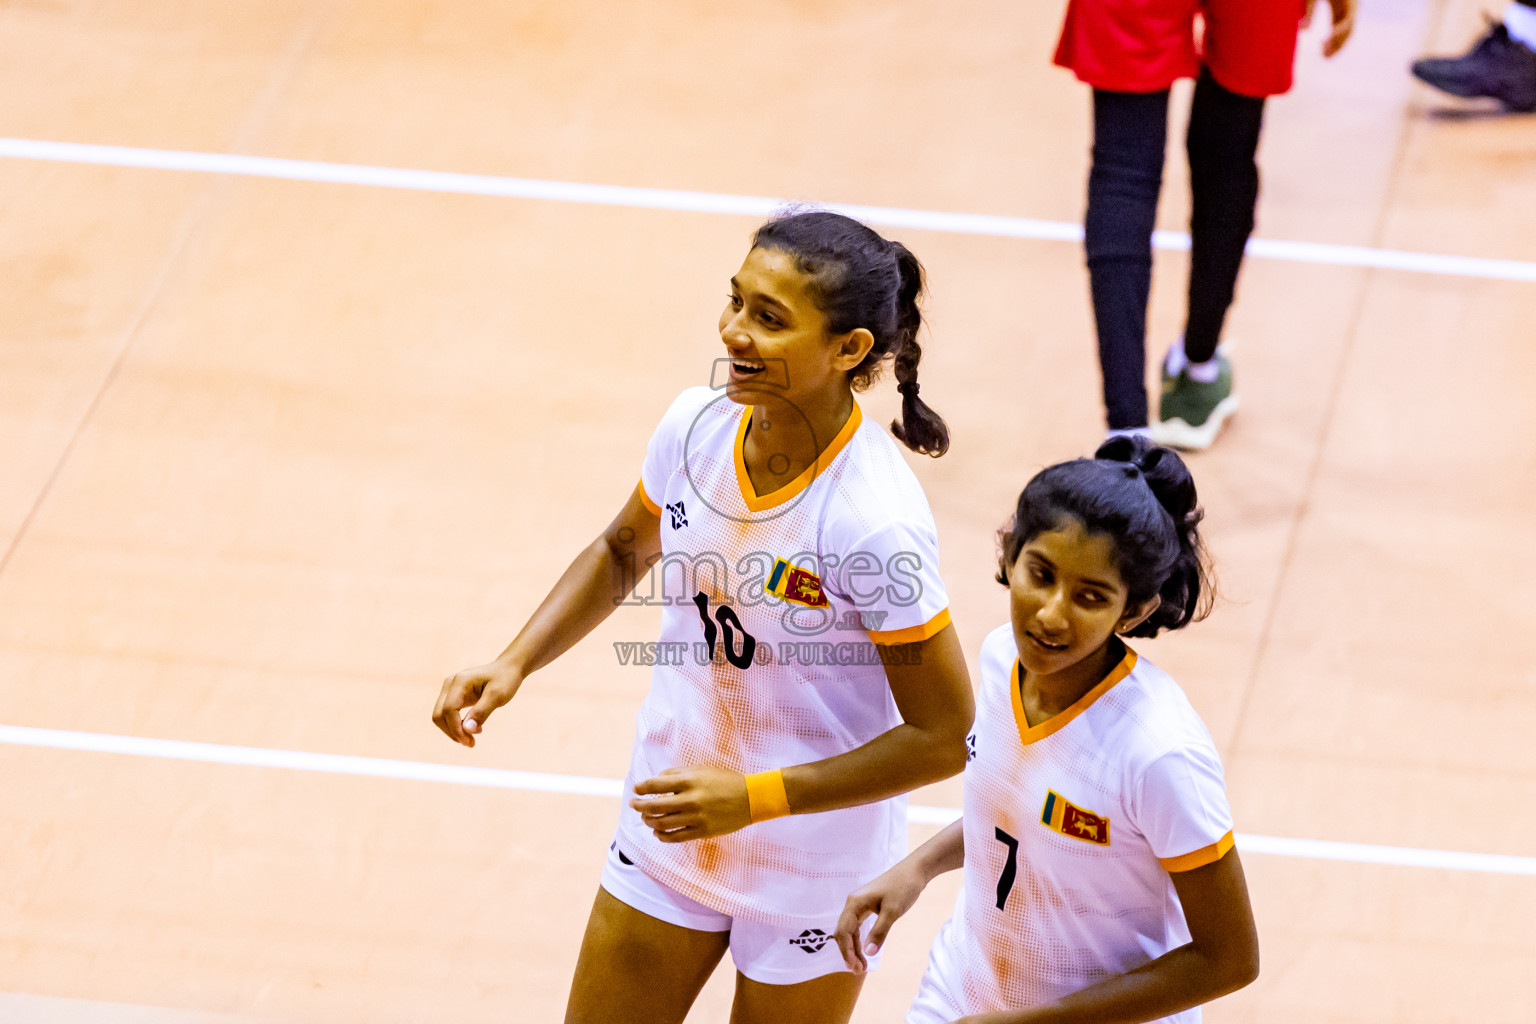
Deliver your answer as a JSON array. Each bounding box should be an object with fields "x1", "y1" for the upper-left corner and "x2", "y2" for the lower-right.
[
  {"x1": 1040, "y1": 790, "x2": 1110, "y2": 846},
  {"x1": 665, "y1": 501, "x2": 688, "y2": 530},
  {"x1": 766, "y1": 557, "x2": 829, "y2": 608},
  {"x1": 965, "y1": 733, "x2": 977, "y2": 762},
  {"x1": 789, "y1": 928, "x2": 830, "y2": 953}
]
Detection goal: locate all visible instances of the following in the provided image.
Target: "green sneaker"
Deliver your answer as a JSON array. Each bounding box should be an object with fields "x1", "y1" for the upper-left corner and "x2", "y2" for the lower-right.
[{"x1": 1151, "y1": 354, "x2": 1239, "y2": 450}]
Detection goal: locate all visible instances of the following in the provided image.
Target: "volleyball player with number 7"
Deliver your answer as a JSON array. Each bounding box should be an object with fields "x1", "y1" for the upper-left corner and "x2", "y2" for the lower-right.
[
  {"x1": 432, "y1": 210, "x2": 975, "y2": 1024},
  {"x1": 834, "y1": 437, "x2": 1259, "y2": 1023}
]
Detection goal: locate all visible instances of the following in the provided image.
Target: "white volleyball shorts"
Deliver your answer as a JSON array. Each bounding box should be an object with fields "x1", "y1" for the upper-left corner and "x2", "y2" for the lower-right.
[{"x1": 599, "y1": 839, "x2": 881, "y2": 986}]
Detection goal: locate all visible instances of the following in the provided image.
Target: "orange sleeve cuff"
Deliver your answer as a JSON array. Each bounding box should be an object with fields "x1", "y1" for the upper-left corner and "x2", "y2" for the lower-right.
[
  {"x1": 637, "y1": 479, "x2": 662, "y2": 517},
  {"x1": 1160, "y1": 830, "x2": 1236, "y2": 873},
  {"x1": 868, "y1": 607, "x2": 952, "y2": 646}
]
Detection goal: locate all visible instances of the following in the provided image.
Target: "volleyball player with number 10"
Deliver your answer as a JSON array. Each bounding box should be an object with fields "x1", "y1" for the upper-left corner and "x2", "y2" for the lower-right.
[{"x1": 432, "y1": 210, "x2": 975, "y2": 1024}]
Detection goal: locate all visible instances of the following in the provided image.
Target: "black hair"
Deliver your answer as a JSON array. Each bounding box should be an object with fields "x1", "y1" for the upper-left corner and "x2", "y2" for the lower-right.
[
  {"x1": 751, "y1": 209, "x2": 949, "y2": 457},
  {"x1": 996, "y1": 435, "x2": 1213, "y2": 638}
]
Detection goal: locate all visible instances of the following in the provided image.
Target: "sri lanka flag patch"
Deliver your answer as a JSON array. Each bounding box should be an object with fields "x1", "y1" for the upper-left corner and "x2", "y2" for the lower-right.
[
  {"x1": 766, "y1": 557, "x2": 829, "y2": 608},
  {"x1": 1041, "y1": 790, "x2": 1110, "y2": 846}
]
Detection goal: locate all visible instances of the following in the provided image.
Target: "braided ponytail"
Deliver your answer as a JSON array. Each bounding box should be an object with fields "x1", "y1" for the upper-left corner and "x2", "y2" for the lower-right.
[
  {"x1": 887, "y1": 242, "x2": 949, "y2": 457},
  {"x1": 751, "y1": 210, "x2": 951, "y2": 458}
]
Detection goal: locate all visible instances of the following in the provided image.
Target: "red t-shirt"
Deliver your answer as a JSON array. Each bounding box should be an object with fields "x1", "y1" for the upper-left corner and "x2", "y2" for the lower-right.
[{"x1": 1054, "y1": 0, "x2": 1307, "y2": 98}]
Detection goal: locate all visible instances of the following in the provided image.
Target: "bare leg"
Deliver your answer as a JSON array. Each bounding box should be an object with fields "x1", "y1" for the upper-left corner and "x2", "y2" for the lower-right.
[
  {"x1": 564, "y1": 887, "x2": 731, "y2": 1024},
  {"x1": 728, "y1": 968, "x2": 865, "y2": 1024}
]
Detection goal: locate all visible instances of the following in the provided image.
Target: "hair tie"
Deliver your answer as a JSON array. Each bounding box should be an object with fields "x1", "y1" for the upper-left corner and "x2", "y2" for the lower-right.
[{"x1": 897, "y1": 381, "x2": 920, "y2": 398}]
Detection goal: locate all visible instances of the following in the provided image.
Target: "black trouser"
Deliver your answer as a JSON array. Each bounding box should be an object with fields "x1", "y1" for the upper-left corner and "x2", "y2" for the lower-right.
[{"x1": 1085, "y1": 67, "x2": 1266, "y2": 430}]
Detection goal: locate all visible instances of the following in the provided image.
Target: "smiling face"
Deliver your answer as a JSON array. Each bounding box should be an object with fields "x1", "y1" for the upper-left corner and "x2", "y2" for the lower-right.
[
  {"x1": 717, "y1": 246, "x2": 872, "y2": 407},
  {"x1": 1008, "y1": 518, "x2": 1158, "y2": 686}
]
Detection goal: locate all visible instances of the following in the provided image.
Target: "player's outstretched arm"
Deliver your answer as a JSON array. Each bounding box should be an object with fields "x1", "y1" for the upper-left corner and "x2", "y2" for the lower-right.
[
  {"x1": 630, "y1": 624, "x2": 973, "y2": 840},
  {"x1": 957, "y1": 850, "x2": 1259, "y2": 1024},
  {"x1": 431, "y1": 484, "x2": 662, "y2": 747},
  {"x1": 833, "y1": 817, "x2": 965, "y2": 974}
]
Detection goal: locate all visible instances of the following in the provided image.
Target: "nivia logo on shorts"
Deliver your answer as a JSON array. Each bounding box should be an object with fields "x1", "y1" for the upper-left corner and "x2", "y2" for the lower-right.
[{"x1": 789, "y1": 928, "x2": 830, "y2": 953}]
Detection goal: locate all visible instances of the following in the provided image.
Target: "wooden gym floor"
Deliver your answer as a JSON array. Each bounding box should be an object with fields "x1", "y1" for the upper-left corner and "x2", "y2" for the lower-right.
[{"x1": 1, "y1": 0, "x2": 1533, "y2": 1021}]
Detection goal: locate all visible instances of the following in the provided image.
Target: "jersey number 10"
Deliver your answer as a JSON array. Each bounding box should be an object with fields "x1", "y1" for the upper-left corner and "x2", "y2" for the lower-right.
[{"x1": 693, "y1": 592, "x2": 758, "y2": 670}]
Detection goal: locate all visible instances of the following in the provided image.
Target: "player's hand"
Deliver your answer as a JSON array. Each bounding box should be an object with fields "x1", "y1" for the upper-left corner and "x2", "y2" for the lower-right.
[
  {"x1": 1305, "y1": 0, "x2": 1356, "y2": 57},
  {"x1": 432, "y1": 659, "x2": 524, "y2": 747},
  {"x1": 833, "y1": 860, "x2": 927, "y2": 974},
  {"x1": 630, "y1": 765, "x2": 751, "y2": 842}
]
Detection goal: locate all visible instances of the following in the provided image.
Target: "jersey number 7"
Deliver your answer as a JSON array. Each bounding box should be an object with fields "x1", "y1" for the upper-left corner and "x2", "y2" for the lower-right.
[{"x1": 994, "y1": 827, "x2": 1019, "y2": 910}]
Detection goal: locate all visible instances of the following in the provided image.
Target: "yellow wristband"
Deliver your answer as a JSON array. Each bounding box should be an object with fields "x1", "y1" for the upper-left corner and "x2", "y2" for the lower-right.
[{"x1": 744, "y1": 769, "x2": 792, "y2": 823}]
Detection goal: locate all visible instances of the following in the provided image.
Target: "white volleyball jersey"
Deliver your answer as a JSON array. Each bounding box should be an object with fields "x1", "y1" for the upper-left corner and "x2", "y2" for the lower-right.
[
  {"x1": 617, "y1": 386, "x2": 952, "y2": 924},
  {"x1": 927, "y1": 625, "x2": 1234, "y2": 1022}
]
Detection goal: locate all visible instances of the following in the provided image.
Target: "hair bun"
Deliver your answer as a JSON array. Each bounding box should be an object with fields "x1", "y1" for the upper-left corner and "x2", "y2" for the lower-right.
[
  {"x1": 1140, "y1": 448, "x2": 1198, "y2": 524},
  {"x1": 1093, "y1": 436, "x2": 1196, "y2": 524},
  {"x1": 1092, "y1": 434, "x2": 1141, "y2": 465}
]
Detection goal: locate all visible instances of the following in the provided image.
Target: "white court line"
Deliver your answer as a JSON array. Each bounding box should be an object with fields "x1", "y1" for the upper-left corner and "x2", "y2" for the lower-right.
[
  {"x1": 0, "y1": 991, "x2": 258, "y2": 1024},
  {"x1": 3, "y1": 723, "x2": 1533, "y2": 877},
  {"x1": 3, "y1": 137, "x2": 1535, "y2": 283}
]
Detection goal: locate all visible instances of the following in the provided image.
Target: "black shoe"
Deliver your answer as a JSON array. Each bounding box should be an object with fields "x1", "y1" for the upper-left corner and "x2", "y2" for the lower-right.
[{"x1": 1412, "y1": 21, "x2": 1536, "y2": 112}]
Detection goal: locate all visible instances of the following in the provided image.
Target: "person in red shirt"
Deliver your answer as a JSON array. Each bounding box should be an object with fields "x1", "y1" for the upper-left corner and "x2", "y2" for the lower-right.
[{"x1": 1057, "y1": 0, "x2": 1355, "y2": 450}]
